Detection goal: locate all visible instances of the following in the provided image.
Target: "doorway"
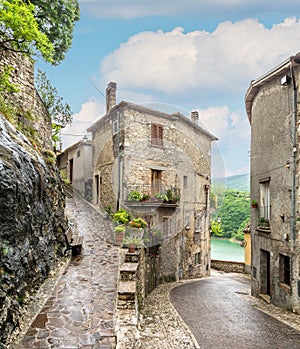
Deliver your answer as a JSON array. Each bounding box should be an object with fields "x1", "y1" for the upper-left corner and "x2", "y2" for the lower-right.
[
  {"x1": 260, "y1": 249, "x2": 271, "y2": 296},
  {"x1": 69, "y1": 159, "x2": 73, "y2": 184}
]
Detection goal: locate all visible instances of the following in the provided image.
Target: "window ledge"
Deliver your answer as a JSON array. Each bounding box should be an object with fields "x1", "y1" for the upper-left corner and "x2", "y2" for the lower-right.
[
  {"x1": 278, "y1": 282, "x2": 291, "y2": 293},
  {"x1": 256, "y1": 226, "x2": 271, "y2": 233}
]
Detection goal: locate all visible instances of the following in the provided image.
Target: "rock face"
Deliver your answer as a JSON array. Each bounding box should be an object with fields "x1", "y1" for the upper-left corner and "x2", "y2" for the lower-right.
[{"x1": 0, "y1": 114, "x2": 67, "y2": 347}]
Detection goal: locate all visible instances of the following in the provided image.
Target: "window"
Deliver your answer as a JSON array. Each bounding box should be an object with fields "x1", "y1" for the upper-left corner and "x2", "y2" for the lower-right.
[
  {"x1": 260, "y1": 177, "x2": 270, "y2": 220},
  {"x1": 183, "y1": 175, "x2": 188, "y2": 189},
  {"x1": 195, "y1": 214, "x2": 202, "y2": 233},
  {"x1": 194, "y1": 252, "x2": 201, "y2": 266},
  {"x1": 151, "y1": 169, "x2": 162, "y2": 194},
  {"x1": 279, "y1": 254, "x2": 291, "y2": 286},
  {"x1": 163, "y1": 216, "x2": 171, "y2": 237},
  {"x1": 77, "y1": 150, "x2": 81, "y2": 157},
  {"x1": 113, "y1": 120, "x2": 119, "y2": 135},
  {"x1": 151, "y1": 123, "x2": 164, "y2": 146},
  {"x1": 185, "y1": 212, "x2": 191, "y2": 230}
]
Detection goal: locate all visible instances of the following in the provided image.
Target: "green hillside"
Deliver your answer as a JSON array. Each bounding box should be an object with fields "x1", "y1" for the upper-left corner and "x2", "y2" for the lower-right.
[
  {"x1": 211, "y1": 173, "x2": 250, "y2": 240},
  {"x1": 212, "y1": 173, "x2": 250, "y2": 192}
]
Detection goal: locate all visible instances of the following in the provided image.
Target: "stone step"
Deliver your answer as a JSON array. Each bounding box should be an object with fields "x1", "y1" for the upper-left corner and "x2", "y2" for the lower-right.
[
  {"x1": 118, "y1": 281, "x2": 136, "y2": 301},
  {"x1": 120, "y1": 263, "x2": 138, "y2": 281},
  {"x1": 124, "y1": 251, "x2": 139, "y2": 263}
]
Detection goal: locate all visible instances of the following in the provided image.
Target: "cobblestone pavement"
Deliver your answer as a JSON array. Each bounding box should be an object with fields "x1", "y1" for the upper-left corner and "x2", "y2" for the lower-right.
[{"x1": 13, "y1": 194, "x2": 119, "y2": 349}]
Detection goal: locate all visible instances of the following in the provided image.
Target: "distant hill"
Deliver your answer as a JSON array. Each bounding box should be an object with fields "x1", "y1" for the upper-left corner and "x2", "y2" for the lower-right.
[{"x1": 212, "y1": 173, "x2": 250, "y2": 192}]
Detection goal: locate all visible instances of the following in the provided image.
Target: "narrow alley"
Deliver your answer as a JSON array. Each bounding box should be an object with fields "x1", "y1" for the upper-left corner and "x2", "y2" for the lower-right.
[{"x1": 13, "y1": 193, "x2": 119, "y2": 349}]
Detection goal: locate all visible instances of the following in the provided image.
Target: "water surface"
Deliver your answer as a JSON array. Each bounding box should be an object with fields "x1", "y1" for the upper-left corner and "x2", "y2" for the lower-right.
[{"x1": 211, "y1": 237, "x2": 244, "y2": 262}]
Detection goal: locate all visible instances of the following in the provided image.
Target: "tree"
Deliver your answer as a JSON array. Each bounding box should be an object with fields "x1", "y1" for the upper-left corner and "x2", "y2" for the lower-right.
[
  {"x1": 210, "y1": 219, "x2": 223, "y2": 237},
  {"x1": 36, "y1": 69, "x2": 72, "y2": 126},
  {"x1": 0, "y1": 0, "x2": 80, "y2": 65},
  {"x1": 27, "y1": 0, "x2": 80, "y2": 64},
  {"x1": 0, "y1": 0, "x2": 54, "y2": 62},
  {"x1": 211, "y1": 189, "x2": 250, "y2": 239}
]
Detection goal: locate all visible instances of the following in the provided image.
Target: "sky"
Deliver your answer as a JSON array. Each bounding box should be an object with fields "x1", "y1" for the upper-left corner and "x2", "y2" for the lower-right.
[{"x1": 35, "y1": 1, "x2": 300, "y2": 178}]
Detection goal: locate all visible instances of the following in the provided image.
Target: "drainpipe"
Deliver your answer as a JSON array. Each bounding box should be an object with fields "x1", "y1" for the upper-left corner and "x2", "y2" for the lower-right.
[
  {"x1": 290, "y1": 55, "x2": 299, "y2": 243},
  {"x1": 117, "y1": 109, "x2": 121, "y2": 211}
]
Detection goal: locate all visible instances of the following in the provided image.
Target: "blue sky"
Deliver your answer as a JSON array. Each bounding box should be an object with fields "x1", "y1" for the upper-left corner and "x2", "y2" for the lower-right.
[{"x1": 36, "y1": 1, "x2": 300, "y2": 177}]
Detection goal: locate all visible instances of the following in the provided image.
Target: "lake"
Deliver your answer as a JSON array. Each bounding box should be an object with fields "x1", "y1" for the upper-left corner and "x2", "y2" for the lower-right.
[{"x1": 211, "y1": 237, "x2": 244, "y2": 262}]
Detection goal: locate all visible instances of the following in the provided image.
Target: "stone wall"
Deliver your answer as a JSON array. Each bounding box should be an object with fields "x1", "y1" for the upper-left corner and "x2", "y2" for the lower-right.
[
  {"x1": 89, "y1": 100, "x2": 215, "y2": 288},
  {"x1": 211, "y1": 260, "x2": 245, "y2": 273},
  {"x1": 0, "y1": 50, "x2": 52, "y2": 149},
  {"x1": 0, "y1": 115, "x2": 67, "y2": 347}
]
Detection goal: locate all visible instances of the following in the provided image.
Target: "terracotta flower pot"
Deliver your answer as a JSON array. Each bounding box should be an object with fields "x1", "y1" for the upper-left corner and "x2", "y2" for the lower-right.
[
  {"x1": 115, "y1": 231, "x2": 125, "y2": 246},
  {"x1": 128, "y1": 243, "x2": 136, "y2": 253}
]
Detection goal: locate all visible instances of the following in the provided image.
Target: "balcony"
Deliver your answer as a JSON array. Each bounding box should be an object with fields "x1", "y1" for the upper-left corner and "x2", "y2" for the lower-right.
[
  {"x1": 256, "y1": 217, "x2": 271, "y2": 233},
  {"x1": 124, "y1": 185, "x2": 180, "y2": 210}
]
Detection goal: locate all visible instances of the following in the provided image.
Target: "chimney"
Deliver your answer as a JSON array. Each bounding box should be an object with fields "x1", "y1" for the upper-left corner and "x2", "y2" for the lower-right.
[
  {"x1": 106, "y1": 82, "x2": 117, "y2": 113},
  {"x1": 191, "y1": 110, "x2": 199, "y2": 124}
]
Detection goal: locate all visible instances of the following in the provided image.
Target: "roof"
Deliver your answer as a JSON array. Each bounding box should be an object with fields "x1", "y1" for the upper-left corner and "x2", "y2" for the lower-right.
[
  {"x1": 245, "y1": 57, "x2": 291, "y2": 123},
  {"x1": 87, "y1": 100, "x2": 218, "y2": 141}
]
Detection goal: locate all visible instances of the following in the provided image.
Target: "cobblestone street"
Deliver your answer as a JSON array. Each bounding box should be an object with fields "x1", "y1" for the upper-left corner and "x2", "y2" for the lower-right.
[{"x1": 13, "y1": 194, "x2": 119, "y2": 349}]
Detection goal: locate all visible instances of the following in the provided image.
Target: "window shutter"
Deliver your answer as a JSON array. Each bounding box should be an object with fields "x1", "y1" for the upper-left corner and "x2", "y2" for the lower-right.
[
  {"x1": 151, "y1": 124, "x2": 157, "y2": 145},
  {"x1": 151, "y1": 123, "x2": 164, "y2": 146}
]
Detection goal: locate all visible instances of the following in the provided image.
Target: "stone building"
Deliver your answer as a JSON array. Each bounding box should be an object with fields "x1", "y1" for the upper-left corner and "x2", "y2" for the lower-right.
[
  {"x1": 87, "y1": 82, "x2": 217, "y2": 283},
  {"x1": 245, "y1": 53, "x2": 300, "y2": 312},
  {"x1": 0, "y1": 50, "x2": 52, "y2": 149},
  {"x1": 57, "y1": 137, "x2": 93, "y2": 201}
]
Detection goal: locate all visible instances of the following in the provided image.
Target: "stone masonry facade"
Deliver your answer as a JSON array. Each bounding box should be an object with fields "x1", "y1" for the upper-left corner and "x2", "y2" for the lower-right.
[
  {"x1": 87, "y1": 83, "x2": 217, "y2": 286},
  {"x1": 245, "y1": 54, "x2": 300, "y2": 312},
  {"x1": 0, "y1": 50, "x2": 52, "y2": 149}
]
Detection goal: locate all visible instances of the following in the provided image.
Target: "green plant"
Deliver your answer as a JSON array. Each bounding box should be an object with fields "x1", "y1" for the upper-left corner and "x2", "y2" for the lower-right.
[
  {"x1": 122, "y1": 236, "x2": 144, "y2": 247},
  {"x1": 129, "y1": 217, "x2": 147, "y2": 229},
  {"x1": 154, "y1": 192, "x2": 168, "y2": 201},
  {"x1": 114, "y1": 224, "x2": 126, "y2": 233},
  {"x1": 166, "y1": 188, "x2": 180, "y2": 202},
  {"x1": 60, "y1": 169, "x2": 71, "y2": 185},
  {"x1": 43, "y1": 149, "x2": 56, "y2": 165},
  {"x1": 113, "y1": 209, "x2": 130, "y2": 224},
  {"x1": 128, "y1": 190, "x2": 143, "y2": 201},
  {"x1": 251, "y1": 199, "x2": 258, "y2": 207},
  {"x1": 105, "y1": 205, "x2": 113, "y2": 216},
  {"x1": 142, "y1": 193, "x2": 150, "y2": 201}
]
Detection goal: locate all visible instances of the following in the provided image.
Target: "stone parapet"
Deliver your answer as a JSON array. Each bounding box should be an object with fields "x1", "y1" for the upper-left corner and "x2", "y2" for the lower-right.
[{"x1": 211, "y1": 260, "x2": 245, "y2": 273}]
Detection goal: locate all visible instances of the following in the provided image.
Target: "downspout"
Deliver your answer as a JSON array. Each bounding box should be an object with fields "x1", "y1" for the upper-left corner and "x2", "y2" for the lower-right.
[
  {"x1": 290, "y1": 56, "x2": 299, "y2": 243},
  {"x1": 117, "y1": 109, "x2": 121, "y2": 210}
]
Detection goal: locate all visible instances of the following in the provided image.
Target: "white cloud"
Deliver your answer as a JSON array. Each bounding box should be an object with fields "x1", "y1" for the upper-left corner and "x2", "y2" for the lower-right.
[
  {"x1": 99, "y1": 18, "x2": 300, "y2": 98},
  {"x1": 61, "y1": 98, "x2": 104, "y2": 149}
]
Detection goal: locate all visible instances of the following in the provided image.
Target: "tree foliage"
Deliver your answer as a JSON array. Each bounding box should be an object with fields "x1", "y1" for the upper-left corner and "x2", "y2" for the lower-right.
[
  {"x1": 36, "y1": 69, "x2": 72, "y2": 126},
  {"x1": 27, "y1": 0, "x2": 80, "y2": 64},
  {"x1": 211, "y1": 189, "x2": 250, "y2": 240},
  {"x1": 0, "y1": 0, "x2": 54, "y2": 62},
  {"x1": 0, "y1": 0, "x2": 80, "y2": 65}
]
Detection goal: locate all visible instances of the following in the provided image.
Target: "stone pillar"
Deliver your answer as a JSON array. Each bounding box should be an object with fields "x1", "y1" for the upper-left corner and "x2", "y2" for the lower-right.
[{"x1": 106, "y1": 82, "x2": 117, "y2": 113}]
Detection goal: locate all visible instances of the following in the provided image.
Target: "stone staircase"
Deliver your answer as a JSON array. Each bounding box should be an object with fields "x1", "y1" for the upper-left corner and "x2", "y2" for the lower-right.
[
  {"x1": 117, "y1": 250, "x2": 139, "y2": 312},
  {"x1": 115, "y1": 249, "x2": 143, "y2": 348}
]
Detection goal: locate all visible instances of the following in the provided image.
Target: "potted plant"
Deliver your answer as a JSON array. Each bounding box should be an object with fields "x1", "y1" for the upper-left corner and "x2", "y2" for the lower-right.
[
  {"x1": 251, "y1": 200, "x2": 258, "y2": 208},
  {"x1": 129, "y1": 217, "x2": 147, "y2": 229},
  {"x1": 122, "y1": 236, "x2": 144, "y2": 253},
  {"x1": 113, "y1": 209, "x2": 130, "y2": 224},
  {"x1": 165, "y1": 188, "x2": 180, "y2": 204},
  {"x1": 114, "y1": 224, "x2": 126, "y2": 246},
  {"x1": 128, "y1": 190, "x2": 143, "y2": 201}
]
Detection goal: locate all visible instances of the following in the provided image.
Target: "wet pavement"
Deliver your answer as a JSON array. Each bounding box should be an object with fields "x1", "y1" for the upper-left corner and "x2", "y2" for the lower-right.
[
  {"x1": 13, "y1": 194, "x2": 119, "y2": 349},
  {"x1": 170, "y1": 271, "x2": 300, "y2": 349}
]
